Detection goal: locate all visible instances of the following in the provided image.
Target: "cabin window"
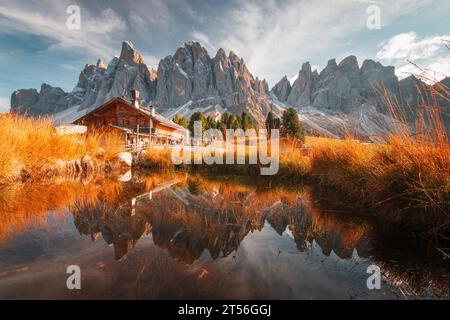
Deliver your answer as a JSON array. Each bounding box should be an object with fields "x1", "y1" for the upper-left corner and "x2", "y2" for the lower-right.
[
  {"x1": 140, "y1": 119, "x2": 146, "y2": 127},
  {"x1": 125, "y1": 120, "x2": 130, "y2": 127}
]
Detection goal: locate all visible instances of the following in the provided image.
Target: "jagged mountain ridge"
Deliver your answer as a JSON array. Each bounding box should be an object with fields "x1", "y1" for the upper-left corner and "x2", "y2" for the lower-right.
[
  {"x1": 11, "y1": 41, "x2": 277, "y2": 125},
  {"x1": 155, "y1": 41, "x2": 274, "y2": 122},
  {"x1": 11, "y1": 41, "x2": 157, "y2": 118},
  {"x1": 10, "y1": 41, "x2": 448, "y2": 140},
  {"x1": 271, "y1": 58, "x2": 449, "y2": 139}
]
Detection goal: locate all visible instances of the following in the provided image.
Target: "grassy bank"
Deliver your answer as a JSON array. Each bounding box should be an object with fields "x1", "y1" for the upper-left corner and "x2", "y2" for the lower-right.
[
  {"x1": 140, "y1": 132, "x2": 449, "y2": 242},
  {"x1": 307, "y1": 136, "x2": 449, "y2": 238},
  {"x1": 0, "y1": 114, "x2": 122, "y2": 183}
]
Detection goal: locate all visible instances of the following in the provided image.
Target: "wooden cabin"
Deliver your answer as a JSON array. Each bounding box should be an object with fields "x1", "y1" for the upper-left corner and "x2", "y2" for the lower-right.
[{"x1": 72, "y1": 90, "x2": 189, "y2": 147}]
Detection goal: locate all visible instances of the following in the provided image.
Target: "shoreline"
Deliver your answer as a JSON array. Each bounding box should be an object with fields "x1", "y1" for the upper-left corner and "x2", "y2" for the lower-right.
[{"x1": 133, "y1": 146, "x2": 449, "y2": 252}]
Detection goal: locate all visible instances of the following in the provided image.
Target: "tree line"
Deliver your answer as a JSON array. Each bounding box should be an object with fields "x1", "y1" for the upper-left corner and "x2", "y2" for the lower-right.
[
  {"x1": 173, "y1": 111, "x2": 255, "y2": 133},
  {"x1": 173, "y1": 107, "x2": 304, "y2": 142}
]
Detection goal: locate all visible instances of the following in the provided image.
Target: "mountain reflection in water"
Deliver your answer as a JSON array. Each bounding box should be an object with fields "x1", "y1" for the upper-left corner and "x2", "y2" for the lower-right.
[{"x1": 0, "y1": 172, "x2": 448, "y2": 299}]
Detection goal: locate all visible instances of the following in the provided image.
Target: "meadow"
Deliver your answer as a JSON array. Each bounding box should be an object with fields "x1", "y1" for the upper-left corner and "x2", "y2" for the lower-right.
[
  {"x1": 0, "y1": 114, "x2": 122, "y2": 183},
  {"x1": 1, "y1": 83, "x2": 448, "y2": 248}
]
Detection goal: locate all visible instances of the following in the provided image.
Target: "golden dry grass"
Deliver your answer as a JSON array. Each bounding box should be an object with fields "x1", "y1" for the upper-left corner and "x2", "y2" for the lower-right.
[
  {"x1": 309, "y1": 82, "x2": 449, "y2": 238},
  {"x1": 0, "y1": 114, "x2": 122, "y2": 182},
  {"x1": 138, "y1": 148, "x2": 174, "y2": 170}
]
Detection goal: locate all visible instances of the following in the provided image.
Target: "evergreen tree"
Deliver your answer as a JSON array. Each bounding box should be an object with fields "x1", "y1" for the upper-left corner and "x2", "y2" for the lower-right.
[
  {"x1": 216, "y1": 120, "x2": 227, "y2": 134},
  {"x1": 180, "y1": 116, "x2": 189, "y2": 129},
  {"x1": 174, "y1": 113, "x2": 190, "y2": 129},
  {"x1": 281, "y1": 108, "x2": 304, "y2": 142},
  {"x1": 173, "y1": 113, "x2": 182, "y2": 125},
  {"x1": 265, "y1": 111, "x2": 275, "y2": 130},
  {"x1": 230, "y1": 114, "x2": 241, "y2": 130},
  {"x1": 241, "y1": 112, "x2": 254, "y2": 130},
  {"x1": 274, "y1": 117, "x2": 281, "y2": 130},
  {"x1": 188, "y1": 112, "x2": 206, "y2": 136},
  {"x1": 205, "y1": 115, "x2": 217, "y2": 130},
  {"x1": 221, "y1": 112, "x2": 231, "y2": 128}
]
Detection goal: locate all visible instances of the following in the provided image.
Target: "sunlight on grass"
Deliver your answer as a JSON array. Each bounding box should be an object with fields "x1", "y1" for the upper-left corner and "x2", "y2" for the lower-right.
[{"x1": 0, "y1": 114, "x2": 122, "y2": 182}]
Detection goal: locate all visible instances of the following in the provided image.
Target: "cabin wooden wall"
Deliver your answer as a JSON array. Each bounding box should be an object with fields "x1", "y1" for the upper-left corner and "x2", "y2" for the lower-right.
[
  {"x1": 154, "y1": 123, "x2": 183, "y2": 139},
  {"x1": 74, "y1": 100, "x2": 185, "y2": 140},
  {"x1": 75, "y1": 100, "x2": 151, "y2": 130}
]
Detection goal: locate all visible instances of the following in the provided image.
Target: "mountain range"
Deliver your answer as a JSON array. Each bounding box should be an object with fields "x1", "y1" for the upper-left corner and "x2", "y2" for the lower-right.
[{"x1": 10, "y1": 41, "x2": 449, "y2": 140}]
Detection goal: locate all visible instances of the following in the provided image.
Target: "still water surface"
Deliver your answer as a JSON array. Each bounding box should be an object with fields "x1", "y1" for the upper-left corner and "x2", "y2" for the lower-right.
[{"x1": 0, "y1": 171, "x2": 448, "y2": 299}]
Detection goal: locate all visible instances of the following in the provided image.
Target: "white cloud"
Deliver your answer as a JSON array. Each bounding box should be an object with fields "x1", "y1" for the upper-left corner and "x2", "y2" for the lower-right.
[
  {"x1": 215, "y1": 0, "x2": 431, "y2": 85},
  {"x1": 142, "y1": 54, "x2": 161, "y2": 68},
  {"x1": 126, "y1": 0, "x2": 176, "y2": 27},
  {"x1": 376, "y1": 32, "x2": 450, "y2": 82},
  {"x1": 191, "y1": 31, "x2": 216, "y2": 55},
  {"x1": 0, "y1": 2, "x2": 127, "y2": 59},
  {"x1": 0, "y1": 97, "x2": 10, "y2": 112},
  {"x1": 57, "y1": 63, "x2": 78, "y2": 71},
  {"x1": 395, "y1": 57, "x2": 450, "y2": 83},
  {"x1": 376, "y1": 32, "x2": 446, "y2": 61}
]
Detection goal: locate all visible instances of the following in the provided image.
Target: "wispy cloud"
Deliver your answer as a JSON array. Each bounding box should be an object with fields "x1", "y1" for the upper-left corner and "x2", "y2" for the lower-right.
[
  {"x1": 141, "y1": 54, "x2": 161, "y2": 68},
  {"x1": 57, "y1": 63, "x2": 79, "y2": 71},
  {"x1": 0, "y1": 1, "x2": 127, "y2": 59},
  {"x1": 0, "y1": 0, "x2": 446, "y2": 98},
  {"x1": 0, "y1": 97, "x2": 10, "y2": 112},
  {"x1": 377, "y1": 32, "x2": 446, "y2": 61},
  {"x1": 213, "y1": 0, "x2": 432, "y2": 84},
  {"x1": 376, "y1": 32, "x2": 450, "y2": 81},
  {"x1": 191, "y1": 31, "x2": 216, "y2": 54}
]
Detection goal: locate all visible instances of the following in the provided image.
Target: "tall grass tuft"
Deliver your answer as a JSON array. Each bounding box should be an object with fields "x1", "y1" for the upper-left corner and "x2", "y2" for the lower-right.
[
  {"x1": 310, "y1": 80, "x2": 449, "y2": 239},
  {"x1": 0, "y1": 114, "x2": 122, "y2": 182},
  {"x1": 137, "y1": 148, "x2": 174, "y2": 170}
]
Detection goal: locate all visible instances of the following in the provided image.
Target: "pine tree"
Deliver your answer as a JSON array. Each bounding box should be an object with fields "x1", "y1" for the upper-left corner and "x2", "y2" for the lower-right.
[
  {"x1": 266, "y1": 111, "x2": 275, "y2": 130},
  {"x1": 205, "y1": 115, "x2": 217, "y2": 130},
  {"x1": 173, "y1": 113, "x2": 182, "y2": 125},
  {"x1": 188, "y1": 112, "x2": 206, "y2": 136},
  {"x1": 230, "y1": 114, "x2": 241, "y2": 130},
  {"x1": 241, "y1": 112, "x2": 254, "y2": 130},
  {"x1": 180, "y1": 116, "x2": 189, "y2": 129},
  {"x1": 274, "y1": 117, "x2": 281, "y2": 130},
  {"x1": 281, "y1": 108, "x2": 304, "y2": 142},
  {"x1": 221, "y1": 112, "x2": 231, "y2": 128}
]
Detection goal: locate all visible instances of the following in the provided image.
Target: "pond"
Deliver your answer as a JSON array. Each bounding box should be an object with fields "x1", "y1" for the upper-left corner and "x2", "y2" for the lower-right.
[{"x1": 0, "y1": 171, "x2": 448, "y2": 299}]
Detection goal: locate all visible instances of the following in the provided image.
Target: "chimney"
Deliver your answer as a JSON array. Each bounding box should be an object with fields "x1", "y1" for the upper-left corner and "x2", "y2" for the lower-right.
[
  {"x1": 131, "y1": 90, "x2": 140, "y2": 108},
  {"x1": 150, "y1": 106, "x2": 155, "y2": 117}
]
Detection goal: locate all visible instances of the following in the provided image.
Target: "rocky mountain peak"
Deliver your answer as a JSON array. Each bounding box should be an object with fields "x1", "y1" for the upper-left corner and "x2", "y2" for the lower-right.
[
  {"x1": 155, "y1": 43, "x2": 276, "y2": 122},
  {"x1": 119, "y1": 40, "x2": 144, "y2": 65},
  {"x1": 338, "y1": 55, "x2": 359, "y2": 77},
  {"x1": 228, "y1": 51, "x2": 243, "y2": 66},
  {"x1": 271, "y1": 76, "x2": 292, "y2": 102},
  {"x1": 215, "y1": 48, "x2": 227, "y2": 59},
  {"x1": 320, "y1": 59, "x2": 338, "y2": 78},
  {"x1": 300, "y1": 62, "x2": 312, "y2": 73},
  {"x1": 339, "y1": 55, "x2": 358, "y2": 68},
  {"x1": 96, "y1": 58, "x2": 107, "y2": 69},
  {"x1": 268, "y1": 54, "x2": 448, "y2": 139},
  {"x1": 82, "y1": 64, "x2": 97, "y2": 76},
  {"x1": 180, "y1": 41, "x2": 209, "y2": 60},
  {"x1": 360, "y1": 59, "x2": 379, "y2": 73},
  {"x1": 285, "y1": 61, "x2": 318, "y2": 107},
  {"x1": 11, "y1": 40, "x2": 446, "y2": 140}
]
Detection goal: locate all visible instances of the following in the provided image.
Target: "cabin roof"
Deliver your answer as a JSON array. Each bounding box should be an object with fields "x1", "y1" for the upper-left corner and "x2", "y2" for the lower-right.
[{"x1": 73, "y1": 97, "x2": 187, "y2": 132}]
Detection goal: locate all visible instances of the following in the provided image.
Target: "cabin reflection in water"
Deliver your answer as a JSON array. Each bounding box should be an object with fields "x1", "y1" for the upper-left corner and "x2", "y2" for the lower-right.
[{"x1": 71, "y1": 176, "x2": 371, "y2": 263}]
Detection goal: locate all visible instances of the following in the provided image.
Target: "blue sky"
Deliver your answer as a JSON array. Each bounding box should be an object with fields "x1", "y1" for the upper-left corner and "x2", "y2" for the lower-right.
[{"x1": 0, "y1": 0, "x2": 449, "y2": 112}]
